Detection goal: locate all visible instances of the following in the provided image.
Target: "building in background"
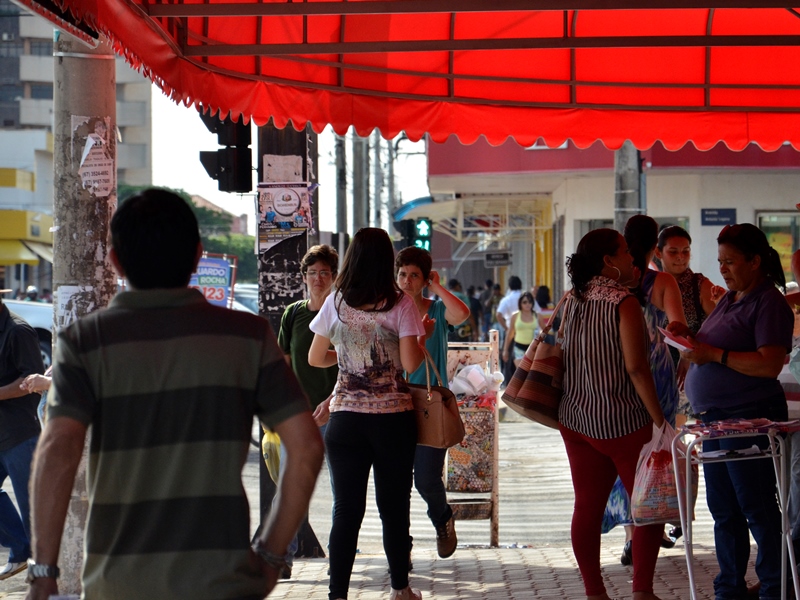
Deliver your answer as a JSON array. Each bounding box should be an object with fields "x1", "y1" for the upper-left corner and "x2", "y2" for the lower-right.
[
  {"x1": 421, "y1": 138, "x2": 800, "y2": 297},
  {"x1": 0, "y1": 0, "x2": 152, "y2": 291}
]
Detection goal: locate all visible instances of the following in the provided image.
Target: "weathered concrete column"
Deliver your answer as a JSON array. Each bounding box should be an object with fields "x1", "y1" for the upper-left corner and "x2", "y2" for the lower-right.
[
  {"x1": 613, "y1": 140, "x2": 644, "y2": 232},
  {"x1": 52, "y1": 32, "x2": 117, "y2": 593}
]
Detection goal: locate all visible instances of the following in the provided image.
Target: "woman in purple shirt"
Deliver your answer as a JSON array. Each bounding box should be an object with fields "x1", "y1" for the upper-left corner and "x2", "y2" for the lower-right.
[{"x1": 683, "y1": 223, "x2": 793, "y2": 600}]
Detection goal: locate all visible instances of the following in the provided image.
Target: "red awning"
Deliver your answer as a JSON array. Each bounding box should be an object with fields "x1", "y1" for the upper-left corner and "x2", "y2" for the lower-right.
[{"x1": 26, "y1": 1, "x2": 800, "y2": 150}]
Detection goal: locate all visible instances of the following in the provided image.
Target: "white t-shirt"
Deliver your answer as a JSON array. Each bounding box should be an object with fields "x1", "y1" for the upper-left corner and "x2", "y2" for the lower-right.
[{"x1": 310, "y1": 292, "x2": 424, "y2": 414}]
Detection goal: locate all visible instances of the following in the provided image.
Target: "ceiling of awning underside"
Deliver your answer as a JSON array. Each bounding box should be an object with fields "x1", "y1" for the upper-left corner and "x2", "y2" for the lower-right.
[{"x1": 21, "y1": 1, "x2": 800, "y2": 150}]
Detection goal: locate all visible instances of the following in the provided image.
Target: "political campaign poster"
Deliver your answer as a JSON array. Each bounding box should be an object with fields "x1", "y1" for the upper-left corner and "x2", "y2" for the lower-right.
[
  {"x1": 257, "y1": 182, "x2": 311, "y2": 252},
  {"x1": 190, "y1": 255, "x2": 234, "y2": 307}
]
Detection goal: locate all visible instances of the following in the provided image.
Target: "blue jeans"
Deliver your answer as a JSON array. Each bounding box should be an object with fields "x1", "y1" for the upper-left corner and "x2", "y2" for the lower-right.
[
  {"x1": 275, "y1": 422, "x2": 328, "y2": 568},
  {"x1": 0, "y1": 435, "x2": 38, "y2": 563},
  {"x1": 326, "y1": 410, "x2": 416, "y2": 600},
  {"x1": 700, "y1": 396, "x2": 787, "y2": 600},
  {"x1": 414, "y1": 445, "x2": 452, "y2": 528}
]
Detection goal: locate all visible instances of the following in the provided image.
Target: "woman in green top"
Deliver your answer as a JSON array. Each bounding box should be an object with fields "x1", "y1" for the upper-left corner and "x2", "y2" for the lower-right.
[{"x1": 395, "y1": 246, "x2": 471, "y2": 561}]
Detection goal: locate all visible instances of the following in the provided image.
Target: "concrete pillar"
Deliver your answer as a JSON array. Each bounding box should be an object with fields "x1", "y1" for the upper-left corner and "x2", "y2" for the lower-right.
[
  {"x1": 335, "y1": 134, "x2": 347, "y2": 234},
  {"x1": 613, "y1": 140, "x2": 644, "y2": 232},
  {"x1": 52, "y1": 32, "x2": 117, "y2": 593}
]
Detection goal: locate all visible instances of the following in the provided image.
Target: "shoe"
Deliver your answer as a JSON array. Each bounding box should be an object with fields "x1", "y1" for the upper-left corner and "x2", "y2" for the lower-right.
[
  {"x1": 389, "y1": 586, "x2": 422, "y2": 600},
  {"x1": 660, "y1": 535, "x2": 676, "y2": 549},
  {"x1": 279, "y1": 565, "x2": 291, "y2": 580},
  {"x1": 0, "y1": 562, "x2": 26, "y2": 580},
  {"x1": 746, "y1": 581, "x2": 760, "y2": 598},
  {"x1": 435, "y1": 517, "x2": 457, "y2": 559},
  {"x1": 669, "y1": 525, "x2": 683, "y2": 540},
  {"x1": 620, "y1": 540, "x2": 632, "y2": 566}
]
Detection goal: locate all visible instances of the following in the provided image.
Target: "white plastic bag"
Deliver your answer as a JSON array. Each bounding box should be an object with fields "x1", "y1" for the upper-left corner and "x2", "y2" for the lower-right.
[
  {"x1": 449, "y1": 364, "x2": 490, "y2": 395},
  {"x1": 631, "y1": 422, "x2": 697, "y2": 525}
]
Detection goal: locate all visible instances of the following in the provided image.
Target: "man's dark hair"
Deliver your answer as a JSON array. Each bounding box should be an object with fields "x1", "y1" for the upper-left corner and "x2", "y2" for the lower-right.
[
  {"x1": 508, "y1": 275, "x2": 522, "y2": 291},
  {"x1": 301, "y1": 244, "x2": 339, "y2": 275},
  {"x1": 111, "y1": 188, "x2": 200, "y2": 289}
]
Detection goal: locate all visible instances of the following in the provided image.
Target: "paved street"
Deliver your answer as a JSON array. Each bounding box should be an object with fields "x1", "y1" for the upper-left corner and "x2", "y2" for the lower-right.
[{"x1": 0, "y1": 407, "x2": 773, "y2": 599}]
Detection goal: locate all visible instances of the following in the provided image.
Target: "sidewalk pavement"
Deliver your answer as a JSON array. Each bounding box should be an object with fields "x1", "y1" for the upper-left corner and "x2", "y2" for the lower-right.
[{"x1": 0, "y1": 406, "x2": 769, "y2": 599}]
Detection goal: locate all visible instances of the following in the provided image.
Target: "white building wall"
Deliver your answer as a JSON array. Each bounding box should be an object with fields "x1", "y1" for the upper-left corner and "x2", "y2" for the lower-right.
[{"x1": 554, "y1": 170, "x2": 800, "y2": 289}]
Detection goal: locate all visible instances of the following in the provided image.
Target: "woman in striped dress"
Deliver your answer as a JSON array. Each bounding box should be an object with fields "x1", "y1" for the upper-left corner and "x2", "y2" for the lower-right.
[{"x1": 558, "y1": 228, "x2": 666, "y2": 600}]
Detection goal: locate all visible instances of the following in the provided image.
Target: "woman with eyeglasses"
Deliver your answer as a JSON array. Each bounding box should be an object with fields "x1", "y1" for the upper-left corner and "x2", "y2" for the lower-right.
[
  {"x1": 309, "y1": 228, "x2": 429, "y2": 600},
  {"x1": 502, "y1": 291, "x2": 539, "y2": 368},
  {"x1": 682, "y1": 223, "x2": 793, "y2": 600}
]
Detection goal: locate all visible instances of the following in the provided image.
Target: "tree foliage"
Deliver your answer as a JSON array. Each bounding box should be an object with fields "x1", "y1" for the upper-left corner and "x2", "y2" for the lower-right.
[{"x1": 117, "y1": 184, "x2": 257, "y2": 282}]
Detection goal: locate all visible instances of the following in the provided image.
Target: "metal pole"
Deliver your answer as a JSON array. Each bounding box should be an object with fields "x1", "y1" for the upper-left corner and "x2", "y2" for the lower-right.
[
  {"x1": 352, "y1": 134, "x2": 366, "y2": 231},
  {"x1": 371, "y1": 130, "x2": 382, "y2": 228},
  {"x1": 53, "y1": 32, "x2": 117, "y2": 594}
]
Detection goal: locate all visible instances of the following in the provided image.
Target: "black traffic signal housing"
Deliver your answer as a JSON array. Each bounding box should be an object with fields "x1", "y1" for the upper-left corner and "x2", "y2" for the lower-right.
[
  {"x1": 199, "y1": 112, "x2": 252, "y2": 193},
  {"x1": 393, "y1": 219, "x2": 416, "y2": 251},
  {"x1": 414, "y1": 217, "x2": 432, "y2": 251}
]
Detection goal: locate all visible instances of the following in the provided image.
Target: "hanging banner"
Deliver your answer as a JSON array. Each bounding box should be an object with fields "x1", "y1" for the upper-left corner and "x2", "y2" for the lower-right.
[
  {"x1": 190, "y1": 255, "x2": 234, "y2": 307},
  {"x1": 257, "y1": 182, "x2": 311, "y2": 252}
]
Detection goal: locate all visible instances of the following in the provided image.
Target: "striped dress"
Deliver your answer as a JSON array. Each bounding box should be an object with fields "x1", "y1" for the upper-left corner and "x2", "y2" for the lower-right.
[{"x1": 559, "y1": 276, "x2": 652, "y2": 440}]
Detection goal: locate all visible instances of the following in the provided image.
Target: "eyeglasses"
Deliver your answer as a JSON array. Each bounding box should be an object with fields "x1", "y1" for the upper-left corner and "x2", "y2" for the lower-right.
[{"x1": 306, "y1": 270, "x2": 333, "y2": 279}]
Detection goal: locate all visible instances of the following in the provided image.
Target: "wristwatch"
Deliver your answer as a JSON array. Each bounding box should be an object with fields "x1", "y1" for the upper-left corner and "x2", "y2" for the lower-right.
[{"x1": 26, "y1": 559, "x2": 59, "y2": 583}]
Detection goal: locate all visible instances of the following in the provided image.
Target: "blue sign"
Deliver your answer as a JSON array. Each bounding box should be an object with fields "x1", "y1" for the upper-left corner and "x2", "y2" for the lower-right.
[
  {"x1": 190, "y1": 256, "x2": 232, "y2": 307},
  {"x1": 701, "y1": 208, "x2": 736, "y2": 226}
]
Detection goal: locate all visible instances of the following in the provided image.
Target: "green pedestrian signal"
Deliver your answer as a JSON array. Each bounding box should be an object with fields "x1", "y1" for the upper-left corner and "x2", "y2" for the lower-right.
[{"x1": 414, "y1": 217, "x2": 432, "y2": 251}]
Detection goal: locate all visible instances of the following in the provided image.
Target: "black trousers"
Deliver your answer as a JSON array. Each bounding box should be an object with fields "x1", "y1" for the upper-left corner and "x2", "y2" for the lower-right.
[{"x1": 325, "y1": 410, "x2": 417, "y2": 599}]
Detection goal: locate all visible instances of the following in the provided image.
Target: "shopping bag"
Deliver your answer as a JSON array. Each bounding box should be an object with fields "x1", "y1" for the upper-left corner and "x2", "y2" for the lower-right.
[
  {"x1": 631, "y1": 422, "x2": 697, "y2": 525},
  {"x1": 501, "y1": 293, "x2": 570, "y2": 429}
]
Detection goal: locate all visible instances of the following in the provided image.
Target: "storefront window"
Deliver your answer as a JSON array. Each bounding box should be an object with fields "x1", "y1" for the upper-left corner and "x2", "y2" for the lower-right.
[{"x1": 757, "y1": 212, "x2": 799, "y2": 283}]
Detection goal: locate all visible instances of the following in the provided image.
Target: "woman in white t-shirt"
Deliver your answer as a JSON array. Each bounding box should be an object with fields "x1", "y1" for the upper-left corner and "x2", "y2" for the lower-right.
[{"x1": 309, "y1": 228, "x2": 429, "y2": 600}]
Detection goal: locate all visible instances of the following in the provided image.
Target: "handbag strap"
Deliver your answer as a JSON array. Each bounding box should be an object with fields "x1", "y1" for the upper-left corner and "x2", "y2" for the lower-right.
[{"x1": 407, "y1": 347, "x2": 446, "y2": 392}]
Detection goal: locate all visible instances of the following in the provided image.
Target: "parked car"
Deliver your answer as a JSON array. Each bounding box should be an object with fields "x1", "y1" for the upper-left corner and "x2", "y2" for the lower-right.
[
  {"x1": 233, "y1": 283, "x2": 259, "y2": 313},
  {"x1": 4, "y1": 300, "x2": 54, "y2": 368}
]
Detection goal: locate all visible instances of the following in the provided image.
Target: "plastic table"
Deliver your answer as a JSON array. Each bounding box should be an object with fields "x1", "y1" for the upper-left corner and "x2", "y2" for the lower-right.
[{"x1": 671, "y1": 422, "x2": 800, "y2": 600}]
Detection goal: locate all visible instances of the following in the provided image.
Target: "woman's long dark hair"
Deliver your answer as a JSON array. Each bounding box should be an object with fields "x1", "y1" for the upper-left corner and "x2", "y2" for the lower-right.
[
  {"x1": 624, "y1": 214, "x2": 659, "y2": 304},
  {"x1": 567, "y1": 228, "x2": 621, "y2": 301},
  {"x1": 717, "y1": 223, "x2": 786, "y2": 291},
  {"x1": 334, "y1": 227, "x2": 402, "y2": 314}
]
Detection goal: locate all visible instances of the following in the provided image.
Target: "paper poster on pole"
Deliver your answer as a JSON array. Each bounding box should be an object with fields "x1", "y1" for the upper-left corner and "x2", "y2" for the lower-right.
[
  {"x1": 56, "y1": 285, "x2": 95, "y2": 330},
  {"x1": 71, "y1": 116, "x2": 115, "y2": 198},
  {"x1": 190, "y1": 256, "x2": 233, "y2": 307},
  {"x1": 257, "y1": 182, "x2": 311, "y2": 252}
]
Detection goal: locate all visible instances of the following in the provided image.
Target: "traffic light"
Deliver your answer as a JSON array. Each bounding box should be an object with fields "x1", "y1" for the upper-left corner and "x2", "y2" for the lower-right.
[
  {"x1": 414, "y1": 217, "x2": 432, "y2": 251},
  {"x1": 393, "y1": 219, "x2": 415, "y2": 251},
  {"x1": 199, "y1": 111, "x2": 252, "y2": 193}
]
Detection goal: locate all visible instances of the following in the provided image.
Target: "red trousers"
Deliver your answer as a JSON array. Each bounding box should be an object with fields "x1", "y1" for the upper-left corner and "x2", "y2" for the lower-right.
[{"x1": 560, "y1": 423, "x2": 664, "y2": 596}]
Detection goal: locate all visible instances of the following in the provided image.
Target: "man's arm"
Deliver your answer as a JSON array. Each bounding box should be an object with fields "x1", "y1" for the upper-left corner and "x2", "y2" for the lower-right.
[
  {"x1": 254, "y1": 411, "x2": 323, "y2": 595},
  {"x1": 26, "y1": 416, "x2": 87, "y2": 600},
  {"x1": 0, "y1": 377, "x2": 26, "y2": 400}
]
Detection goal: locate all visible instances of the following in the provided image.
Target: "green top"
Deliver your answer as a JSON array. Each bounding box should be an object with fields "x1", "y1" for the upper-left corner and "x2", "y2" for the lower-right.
[
  {"x1": 48, "y1": 288, "x2": 310, "y2": 600},
  {"x1": 278, "y1": 299, "x2": 339, "y2": 408}
]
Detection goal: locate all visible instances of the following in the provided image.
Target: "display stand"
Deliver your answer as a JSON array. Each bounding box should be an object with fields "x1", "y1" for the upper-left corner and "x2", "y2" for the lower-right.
[
  {"x1": 444, "y1": 329, "x2": 500, "y2": 547},
  {"x1": 672, "y1": 422, "x2": 800, "y2": 600}
]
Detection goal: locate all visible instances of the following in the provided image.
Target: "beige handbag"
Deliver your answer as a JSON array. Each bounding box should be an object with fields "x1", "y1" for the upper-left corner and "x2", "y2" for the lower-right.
[{"x1": 407, "y1": 350, "x2": 465, "y2": 448}]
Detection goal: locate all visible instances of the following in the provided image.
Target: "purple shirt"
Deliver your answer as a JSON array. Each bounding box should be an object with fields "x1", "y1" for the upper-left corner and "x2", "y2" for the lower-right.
[{"x1": 685, "y1": 278, "x2": 793, "y2": 414}]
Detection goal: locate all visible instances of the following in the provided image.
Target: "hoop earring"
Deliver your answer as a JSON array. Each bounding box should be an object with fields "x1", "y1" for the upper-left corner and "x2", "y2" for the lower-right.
[{"x1": 611, "y1": 266, "x2": 621, "y2": 281}]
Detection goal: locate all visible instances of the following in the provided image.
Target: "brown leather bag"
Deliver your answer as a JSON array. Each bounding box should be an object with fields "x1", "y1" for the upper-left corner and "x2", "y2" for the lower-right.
[
  {"x1": 407, "y1": 350, "x2": 465, "y2": 448},
  {"x1": 501, "y1": 292, "x2": 570, "y2": 429}
]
